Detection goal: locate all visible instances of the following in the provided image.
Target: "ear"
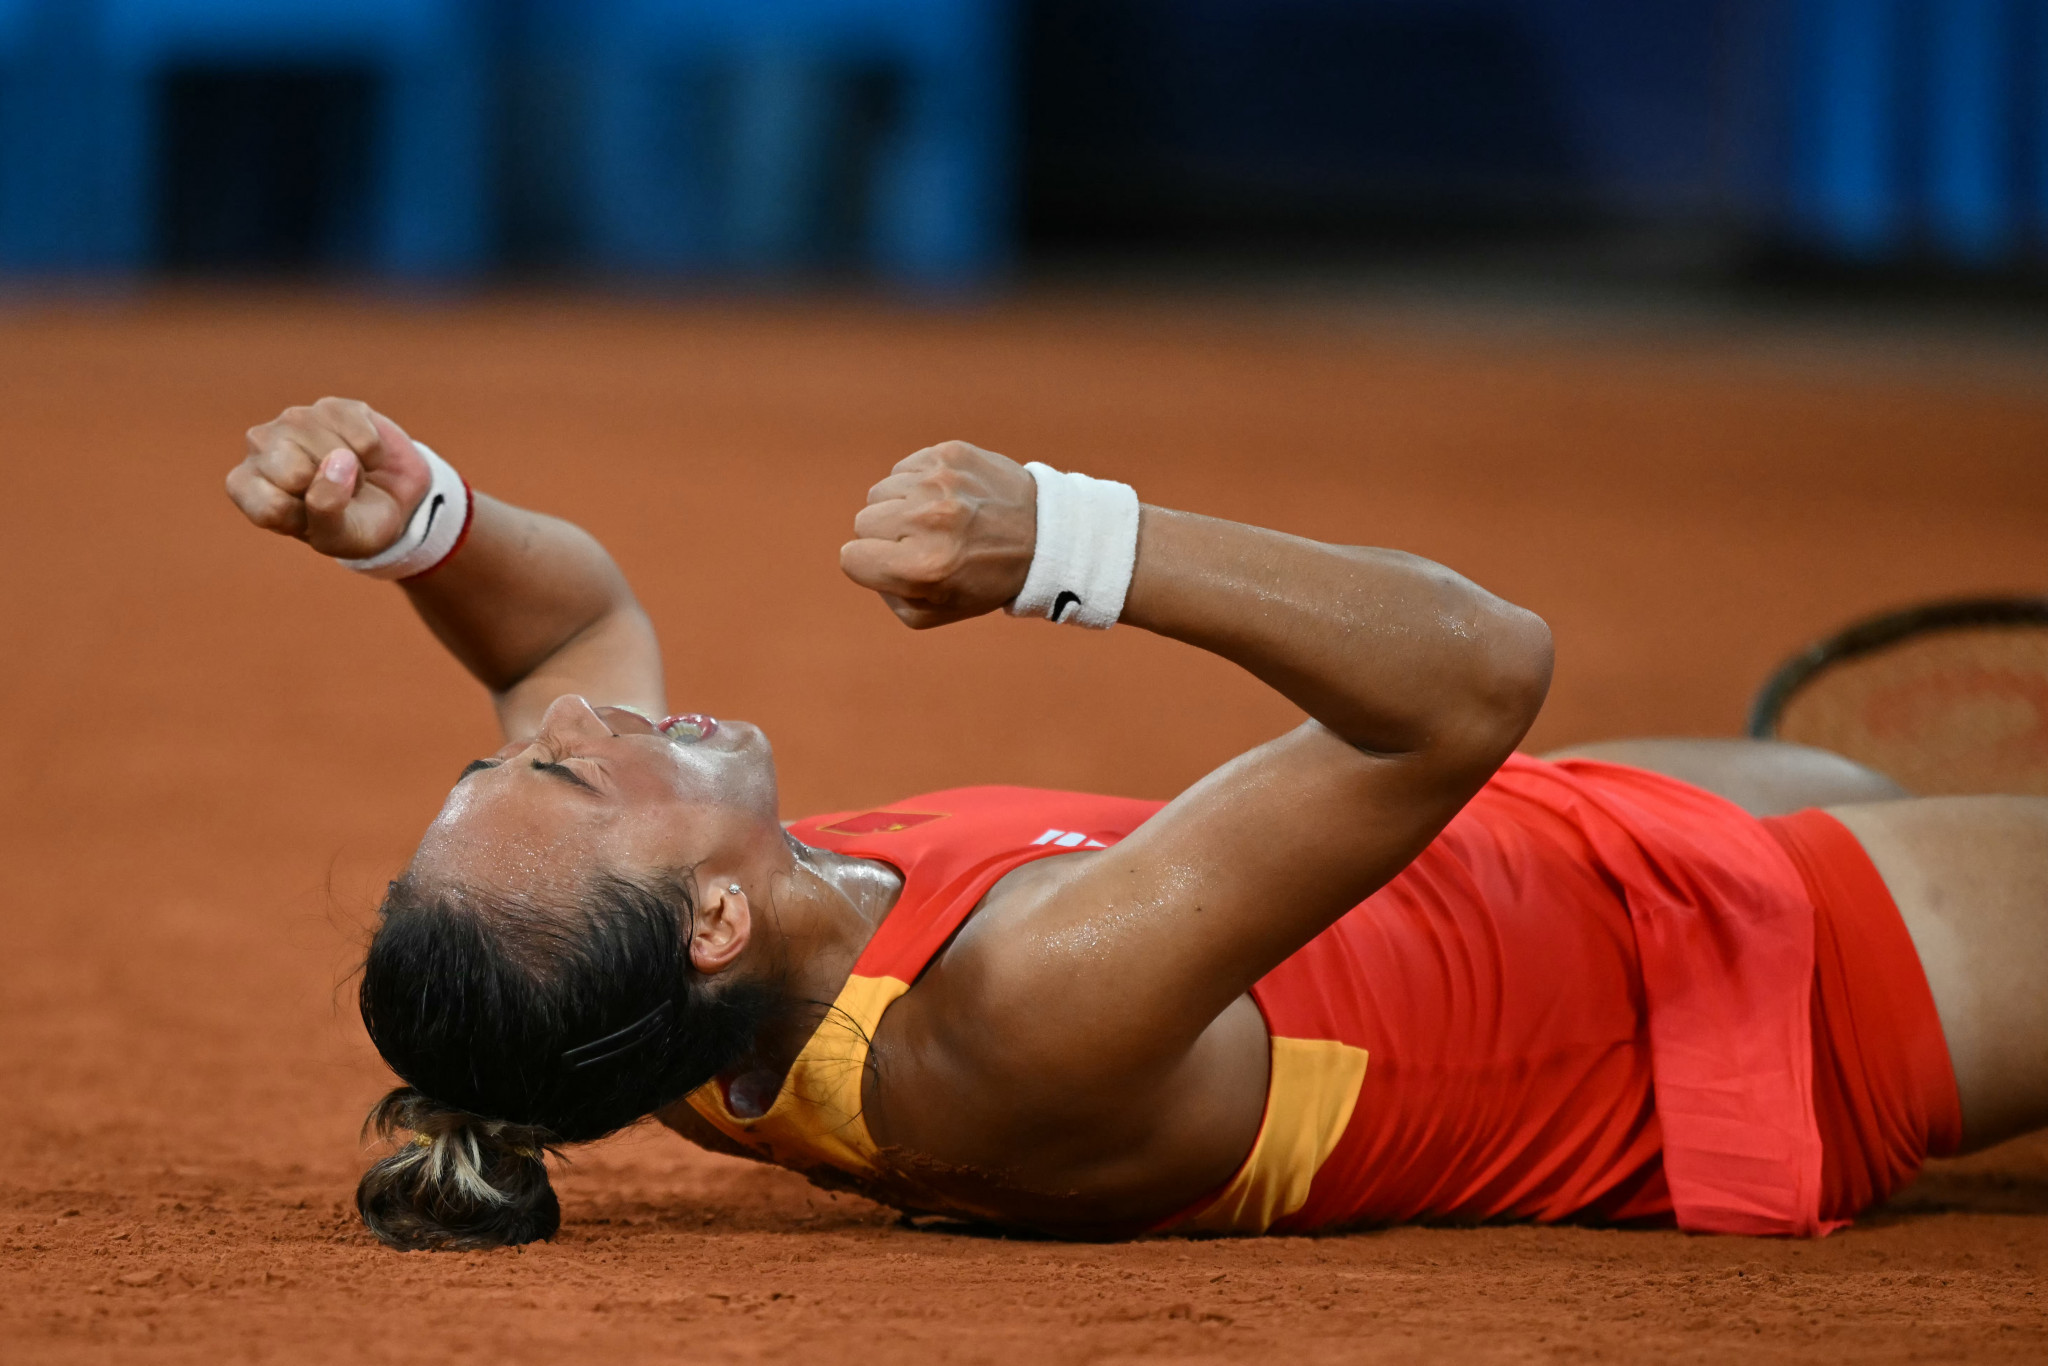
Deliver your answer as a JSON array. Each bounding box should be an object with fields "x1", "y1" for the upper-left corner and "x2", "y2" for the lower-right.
[{"x1": 688, "y1": 883, "x2": 751, "y2": 974}]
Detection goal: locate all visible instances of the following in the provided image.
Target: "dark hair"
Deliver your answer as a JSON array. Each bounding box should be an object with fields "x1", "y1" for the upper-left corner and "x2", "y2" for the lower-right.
[{"x1": 354, "y1": 870, "x2": 775, "y2": 1250}]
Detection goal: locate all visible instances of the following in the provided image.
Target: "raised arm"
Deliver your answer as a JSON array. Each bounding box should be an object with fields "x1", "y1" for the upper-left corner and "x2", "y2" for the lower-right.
[
  {"x1": 1062, "y1": 507, "x2": 1553, "y2": 1022},
  {"x1": 839, "y1": 442, "x2": 1550, "y2": 1123},
  {"x1": 225, "y1": 398, "x2": 663, "y2": 739}
]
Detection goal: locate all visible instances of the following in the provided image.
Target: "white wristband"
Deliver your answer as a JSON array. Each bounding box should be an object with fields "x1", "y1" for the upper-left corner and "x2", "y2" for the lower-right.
[
  {"x1": 339, "y1": 443, "x2": 472, "y2": 581},
  {"x1": 1005, "y1": 462, "x2": 1140, "y2": 629}
]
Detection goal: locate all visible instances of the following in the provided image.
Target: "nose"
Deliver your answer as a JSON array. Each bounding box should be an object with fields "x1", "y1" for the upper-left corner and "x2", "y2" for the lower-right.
[{"x1": 535, "y1": 694, "x2": 614, "y2": 747}]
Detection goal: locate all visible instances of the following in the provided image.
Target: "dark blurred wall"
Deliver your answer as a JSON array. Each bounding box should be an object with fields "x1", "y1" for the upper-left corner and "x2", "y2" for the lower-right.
[
  {"x1": 158, "y1": 69, "x2": 376, "y2": 271},
  {"x1": 61, "y1": 0, "x2": 2038, "y2": 278},
  {"x1": 142, "y1": 0, "x2": 1749, "y2": 272},
  {"x1": 1023, "y1": 0, "x2": 1747, "y2": 248}
]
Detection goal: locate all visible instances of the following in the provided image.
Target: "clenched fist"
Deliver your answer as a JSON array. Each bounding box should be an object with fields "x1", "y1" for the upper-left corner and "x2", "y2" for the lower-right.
[
  {"x1": 225, "y1": 397, "x2": 430, "y2": 559},
  {"x1": 840, "y1": 441, "x2": 1038, "y2": 629}
]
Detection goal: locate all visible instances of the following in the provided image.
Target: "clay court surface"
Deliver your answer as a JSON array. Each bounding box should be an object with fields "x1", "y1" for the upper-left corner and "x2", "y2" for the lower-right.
[{"x1": 4, "y1": 288, "x2": 2048, "y2": 1363}]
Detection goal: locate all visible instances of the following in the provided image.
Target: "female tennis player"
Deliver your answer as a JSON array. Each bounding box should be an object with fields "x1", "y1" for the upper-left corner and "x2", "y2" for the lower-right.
[{"x1": 227, "y1": 397, "x2": 2048, "y2": 1250}]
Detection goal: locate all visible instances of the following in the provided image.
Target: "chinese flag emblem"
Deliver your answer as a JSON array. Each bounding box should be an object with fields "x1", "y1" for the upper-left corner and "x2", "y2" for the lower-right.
[{"x1": 816, "y1": 810, "x2": 948, "y2": 837}]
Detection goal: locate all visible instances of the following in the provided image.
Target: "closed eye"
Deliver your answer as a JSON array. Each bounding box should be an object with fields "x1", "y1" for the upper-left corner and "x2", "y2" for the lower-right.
[
  {"x1": 530, "y1": 759, "x2": 601, "y2": 794},
  {"x1": 453, "y1": 756, "x2": 600, "y2": 794}
]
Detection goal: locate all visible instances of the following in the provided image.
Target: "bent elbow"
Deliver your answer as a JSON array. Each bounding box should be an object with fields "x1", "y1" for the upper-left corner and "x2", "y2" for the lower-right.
[
  {"x1": 1462, "y1": 603, "x2": 1553, "y2": 760},
  {"x1": 1501, "y1": 605, "x2": 1555, "y2": 721}
]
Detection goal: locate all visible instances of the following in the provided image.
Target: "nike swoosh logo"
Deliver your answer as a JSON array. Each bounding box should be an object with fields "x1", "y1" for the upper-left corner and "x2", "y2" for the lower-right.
[
  {"x1": 1052, "y1": 590, "x2": 1081, "y2": 622},
  {"x1": 420, "y1": 493, "x2": 445, "y2": 540}
]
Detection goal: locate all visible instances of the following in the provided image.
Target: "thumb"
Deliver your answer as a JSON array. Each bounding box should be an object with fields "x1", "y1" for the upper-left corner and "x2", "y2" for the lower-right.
[
  {"x1": 839, "y1": 537, "x2": 925, "y2": 600},
  {"x1": 304, "y1": 447, "x2": 411, "y2": 558},
  {"x1": 303, "y1": 448, "x2": 361, "y2": 546},
  {"x1": 883, "y1": 594, "x2": 982, "y2": 631}
]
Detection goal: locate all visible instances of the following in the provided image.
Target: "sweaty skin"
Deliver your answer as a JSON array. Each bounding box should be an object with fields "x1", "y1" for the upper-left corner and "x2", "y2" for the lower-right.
[{"x1": 228, "y1": 400, "x2": 2048, "y2": 1231}]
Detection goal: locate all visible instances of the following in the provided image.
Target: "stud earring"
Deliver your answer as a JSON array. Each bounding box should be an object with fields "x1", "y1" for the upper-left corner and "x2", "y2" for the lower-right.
[{"x1": 727, "y1": 884, "x2": 742, "y2": 896}]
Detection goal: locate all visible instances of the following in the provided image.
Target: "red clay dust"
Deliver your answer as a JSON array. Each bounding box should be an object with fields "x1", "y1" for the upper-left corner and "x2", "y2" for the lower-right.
[{"x1": 3, "y1": 291, "x2": 2046, "y2": 1363}]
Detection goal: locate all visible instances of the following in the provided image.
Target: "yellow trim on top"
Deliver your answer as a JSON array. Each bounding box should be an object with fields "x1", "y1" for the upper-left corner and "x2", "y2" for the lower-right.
[
  {"x1": 1176, "y1": 1036, "x2": 1369, "y2": 1234},
  {"x1": 685, "y1": 973, "x2": 910, "y2": 1180}
]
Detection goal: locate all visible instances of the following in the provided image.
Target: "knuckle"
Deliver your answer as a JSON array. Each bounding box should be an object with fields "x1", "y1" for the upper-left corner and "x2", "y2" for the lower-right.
[
  {"x1": 920, "y1": 466, "x2": 965, "y2": 495},
  {"x1": 258, "y1": 447, "x2": 308, "y2": 480},
  {"x1": 247, "y1": 424, "x2": 293, "y2": 454},
  {"x1": 905, "y1": 548, "x2": 957, "y2": 584},
  {"x1": 314, "y1": 395, "x2": 368, "y2": 421},
  {"x1": 911, "y1": 495, "x2": 968, "y2": 530}
]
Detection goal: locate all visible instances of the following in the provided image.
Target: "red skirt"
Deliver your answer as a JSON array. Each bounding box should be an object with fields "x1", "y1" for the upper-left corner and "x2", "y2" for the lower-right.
[
  {"x1": 1243, "y1": 758, "x2": 1962, "y2": 1237},
  {"x1": 1764, "y1": 810, "x2": 1963, "y2": 1221}
]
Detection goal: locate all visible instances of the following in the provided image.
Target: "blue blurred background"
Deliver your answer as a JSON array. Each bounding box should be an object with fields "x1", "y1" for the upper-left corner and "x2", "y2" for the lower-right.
[{"x1": 0, "y1": 0, "x2": 2043, "y2": 289}]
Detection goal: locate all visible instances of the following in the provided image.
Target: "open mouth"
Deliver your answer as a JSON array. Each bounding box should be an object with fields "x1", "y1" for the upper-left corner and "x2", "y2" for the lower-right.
[{"x1": 658, "y1": 714, "x2": 719, "y2": 743}]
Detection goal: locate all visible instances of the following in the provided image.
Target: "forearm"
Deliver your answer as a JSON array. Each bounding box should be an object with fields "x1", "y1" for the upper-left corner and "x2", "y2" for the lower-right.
[
  {"x1": 835, "y1": 440, "x2": 1551, "y2": 766},
  {"x1": 402, "y1": 493, "x2": 664, "y2": 735},
  {"x1": 1121, "y1": 507, "x2": 1553, "y2": 764},
  {"x1": 226, "y1": 399, "x2": 665, "y2": 740}
]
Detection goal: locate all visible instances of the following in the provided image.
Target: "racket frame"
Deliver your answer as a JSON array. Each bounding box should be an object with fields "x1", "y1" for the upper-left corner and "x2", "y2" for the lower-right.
[{"x1": 1748, "y1": 596, "x2": 2048, "y2": 740}]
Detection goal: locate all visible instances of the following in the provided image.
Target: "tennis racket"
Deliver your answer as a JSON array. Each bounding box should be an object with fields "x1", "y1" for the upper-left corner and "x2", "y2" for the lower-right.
[{"x1": 1749, "y1": 597, "x2": 2048, "y2": 796}]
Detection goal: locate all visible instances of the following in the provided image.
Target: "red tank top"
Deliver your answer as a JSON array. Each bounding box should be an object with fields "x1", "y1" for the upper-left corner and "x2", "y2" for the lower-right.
[{"x1": 682, "y1": 757, "x2": 1825, "y2": 1236}]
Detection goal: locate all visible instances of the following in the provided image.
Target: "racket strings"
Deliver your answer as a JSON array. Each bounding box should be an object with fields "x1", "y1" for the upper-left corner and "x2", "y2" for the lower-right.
[{"x1": 1758, "y1": 604, "x2": 2048, "y2": 797}]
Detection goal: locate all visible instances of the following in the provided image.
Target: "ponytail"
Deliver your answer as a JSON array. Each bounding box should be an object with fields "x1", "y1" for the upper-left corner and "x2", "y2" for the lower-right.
[{"x1": 356, "y1": 1089, "x2": 560, "y2": 1250}]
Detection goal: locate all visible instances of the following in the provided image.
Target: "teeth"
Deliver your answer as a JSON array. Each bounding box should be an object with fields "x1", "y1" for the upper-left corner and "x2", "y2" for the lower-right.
[{"x1": 662, "y1": 716, "x2": 711, "y2": 742}]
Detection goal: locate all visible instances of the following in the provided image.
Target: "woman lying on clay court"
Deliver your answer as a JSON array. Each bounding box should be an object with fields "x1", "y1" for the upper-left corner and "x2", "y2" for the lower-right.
[{"x1": 225, "y1": 397, "x2": 2048, "y2": 1250}]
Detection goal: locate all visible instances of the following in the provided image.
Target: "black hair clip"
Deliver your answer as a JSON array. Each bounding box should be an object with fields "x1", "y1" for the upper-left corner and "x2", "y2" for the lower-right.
[{"x1": 561, "y1": 1000, "x2": 674, "y2": 1069}]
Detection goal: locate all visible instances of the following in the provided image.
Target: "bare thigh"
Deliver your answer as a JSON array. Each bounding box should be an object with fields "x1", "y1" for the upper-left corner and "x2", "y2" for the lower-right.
[
  {"x1": 1542, "y1": 738, "x2": 1907, "y2": 816},
  {"x1": 1827, "y1": 797, "x2": 2048, "y2": 1151}
]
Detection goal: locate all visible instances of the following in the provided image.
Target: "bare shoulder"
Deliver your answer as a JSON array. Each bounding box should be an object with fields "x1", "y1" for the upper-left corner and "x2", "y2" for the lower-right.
[
  {"x1": 859, "y1": 855, "x2": 1097, "y2": 1149},
  {"x1": 854, "y1": 857, "x2": 1269, "y2": 1229}
]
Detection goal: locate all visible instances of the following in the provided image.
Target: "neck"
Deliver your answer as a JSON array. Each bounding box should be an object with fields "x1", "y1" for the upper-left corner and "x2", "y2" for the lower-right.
[{"x1": 720, "y1": 838, "x2": 903, "y2": 1114}]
